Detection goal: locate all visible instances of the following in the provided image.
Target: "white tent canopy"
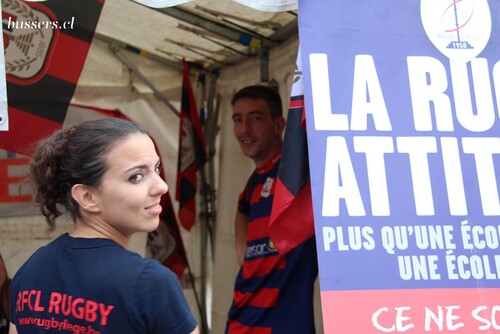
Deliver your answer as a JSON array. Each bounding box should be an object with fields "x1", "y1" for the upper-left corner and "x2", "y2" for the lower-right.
[{"x1": 0, "y1": 0, "x2": 324, "y2": 333}]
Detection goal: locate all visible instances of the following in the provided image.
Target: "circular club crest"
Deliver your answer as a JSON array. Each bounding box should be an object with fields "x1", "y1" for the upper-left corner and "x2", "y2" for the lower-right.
[
  {"x1": 2, "y1": 0, "x2": 58, "y2": 84},
  {"x1": 420, "y1": 0, "x2": 491, "y2": 62}
]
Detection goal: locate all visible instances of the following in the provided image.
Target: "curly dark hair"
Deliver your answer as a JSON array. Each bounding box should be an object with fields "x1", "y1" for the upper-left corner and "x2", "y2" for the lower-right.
[
  {"x1": 0, "y1": 277, "x2": 9, "y2": 321},
  {"x1": 29, "y1": 118, "x2": 148, "y2": 228},
  {"x1": 0, "y1": 254, "x2": 10, "y2": 321}
]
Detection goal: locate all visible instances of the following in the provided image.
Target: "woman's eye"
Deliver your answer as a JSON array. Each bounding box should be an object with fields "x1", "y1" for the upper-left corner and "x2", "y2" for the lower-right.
[
  {"x1": 155, "y1": 166, "x2": 161, "y2": 174},
  {"x1": 129, "y1": 173, "x2": 143, "y2": 182}
]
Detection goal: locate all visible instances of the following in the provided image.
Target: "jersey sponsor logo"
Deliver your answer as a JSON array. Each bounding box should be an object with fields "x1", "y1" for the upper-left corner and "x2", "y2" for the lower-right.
[{"x1": 245, "y1": 239, "x2": 278, "y2": 259}]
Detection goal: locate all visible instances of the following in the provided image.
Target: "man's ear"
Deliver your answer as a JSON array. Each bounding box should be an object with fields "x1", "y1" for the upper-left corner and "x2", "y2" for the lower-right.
[
  {"x1": 71, "y1": 184, "x2": 100, "y2": 213},
  {"x1": 274, "y1": 116, "x2": 286, "y2": 136}
]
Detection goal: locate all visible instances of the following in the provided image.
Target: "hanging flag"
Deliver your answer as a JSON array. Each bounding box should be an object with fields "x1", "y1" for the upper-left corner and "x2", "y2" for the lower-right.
[
  {"x1": 147, "y1": 189, "x2": 189, "y2": 278},
  {"x1": 67, "y1": 104, "x2": 189, "y2": 278},
  {"x1": 0, "y1": 0, "x2": 105, "y2": 154},
  {"x1": 269, "y1": 48, "x2": 315, "y2": 255},
  {"x1": 175, "y1": 61, "x2": 207, "y2": 231}
]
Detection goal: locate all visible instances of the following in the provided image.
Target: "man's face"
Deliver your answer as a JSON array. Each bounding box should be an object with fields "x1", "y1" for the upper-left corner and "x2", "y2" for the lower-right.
[{"x1": 232, "y1": 97, "x2": 284, "y2": 166}]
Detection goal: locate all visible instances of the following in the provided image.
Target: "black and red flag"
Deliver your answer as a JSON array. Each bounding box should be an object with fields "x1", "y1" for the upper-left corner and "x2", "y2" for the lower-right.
[
  {"x1": 269, "y1": 49, "x2": 315, "y2": 255},
  {"x1": 0, "y1": 0, "x2": 105, "y2": 155},
  {"x1": 175, "y1": 60, "x2": 207, "y2": 231},
  {"x1": 148, "y1": 186, "x2": 189, "y2": 278}
]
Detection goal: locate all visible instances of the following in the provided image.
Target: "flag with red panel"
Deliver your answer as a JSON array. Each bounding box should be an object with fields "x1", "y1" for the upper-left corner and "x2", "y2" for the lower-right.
[
  {"x1": 175, "y1": 60, "x2": 207, "y2": 231},
  {"x1": 148, "y1": 186, "x2": 189, "y2": 278},
  {"x1": 269, "y1": 49, "x2": 315, "y2": 255},
  {"x1": 0, "y1": 0, "x2": 105, "y2": 155}
]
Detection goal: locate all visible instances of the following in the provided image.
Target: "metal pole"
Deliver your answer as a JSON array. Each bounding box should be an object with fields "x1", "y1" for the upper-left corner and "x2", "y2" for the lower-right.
[{"x1": 111, "y1": 48, "x2": 180, "y2": 117}]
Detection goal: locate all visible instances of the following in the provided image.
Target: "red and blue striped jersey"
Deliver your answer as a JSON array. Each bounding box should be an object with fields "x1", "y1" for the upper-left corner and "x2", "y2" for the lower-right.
[{"x1": 226, "y1": 154, "x2": 318, "y2": 334}]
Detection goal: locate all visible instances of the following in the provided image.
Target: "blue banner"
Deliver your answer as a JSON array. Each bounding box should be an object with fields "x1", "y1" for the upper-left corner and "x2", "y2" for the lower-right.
[{"x1": 299, "y1": 0, "x2": 500, "y2": 332}]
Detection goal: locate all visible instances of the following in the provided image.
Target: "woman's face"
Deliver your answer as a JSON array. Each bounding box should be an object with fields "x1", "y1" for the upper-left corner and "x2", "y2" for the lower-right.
[{"x1": 91, "y1": 133, "x2": 169, "y2": 237}]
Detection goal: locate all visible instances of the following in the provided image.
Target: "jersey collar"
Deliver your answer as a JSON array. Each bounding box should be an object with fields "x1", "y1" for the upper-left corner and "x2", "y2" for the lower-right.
[{"x1": 255, "y1": 150, "x2": 282, "y2": 174}]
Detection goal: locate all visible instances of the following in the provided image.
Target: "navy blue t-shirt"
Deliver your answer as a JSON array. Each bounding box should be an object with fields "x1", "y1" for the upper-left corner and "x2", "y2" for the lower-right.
[{"x1": 10, "y1": 234, "x2": 196, "y2": 334}]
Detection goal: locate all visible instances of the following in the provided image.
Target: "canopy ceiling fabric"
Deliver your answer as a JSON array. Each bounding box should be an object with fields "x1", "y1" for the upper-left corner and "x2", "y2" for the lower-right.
[
  {"x1": 133, "y1": 0, "x2": 298, "y2": 11},
  {"x1": 92, "y1": 0, "x2": 298, "y2": 75}
]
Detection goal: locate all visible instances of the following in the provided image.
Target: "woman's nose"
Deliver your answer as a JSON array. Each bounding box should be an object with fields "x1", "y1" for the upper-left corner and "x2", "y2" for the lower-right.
[{"x1": 153, "y1": 174, "x2": 169, "y2": 196}]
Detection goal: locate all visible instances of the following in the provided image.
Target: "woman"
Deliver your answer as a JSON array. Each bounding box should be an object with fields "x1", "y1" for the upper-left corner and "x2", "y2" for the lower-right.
[
  {"x1": 0, "y1": 254, "x2": 10, "y2": 334},
  {"x1": 9, "y1": 118, "x2": 199, "y2": 334}
]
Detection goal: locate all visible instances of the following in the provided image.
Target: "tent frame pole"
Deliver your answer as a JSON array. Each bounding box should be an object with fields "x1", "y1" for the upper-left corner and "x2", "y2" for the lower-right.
[{"x1": 111, "y1": 48, "x2": 180, "y2": 118}]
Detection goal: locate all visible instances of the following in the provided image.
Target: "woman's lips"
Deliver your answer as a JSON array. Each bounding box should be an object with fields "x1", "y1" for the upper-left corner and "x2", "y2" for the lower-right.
[{"x1": 146, "y1": 203, "x2": 162, "y2": 215}]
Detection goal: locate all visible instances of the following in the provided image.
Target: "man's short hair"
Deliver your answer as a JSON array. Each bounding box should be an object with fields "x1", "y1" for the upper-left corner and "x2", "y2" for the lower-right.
[{"x1": 231, "y1": 85, "x2": 283, "y2": 119}]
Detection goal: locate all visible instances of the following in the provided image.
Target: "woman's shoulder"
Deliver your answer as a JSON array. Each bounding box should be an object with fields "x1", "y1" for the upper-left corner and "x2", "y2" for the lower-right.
[{"x1": 135, "y1": 257, "x2": 178, "y2": 285}]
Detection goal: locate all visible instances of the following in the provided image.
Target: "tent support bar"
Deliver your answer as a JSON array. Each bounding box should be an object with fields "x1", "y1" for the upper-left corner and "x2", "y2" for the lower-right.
[
  {"x1": 111, "y1": 48, "x2": 180, "y2": 117},
  {"x1": 95, "y1": 32, "x2": 182, "y2": 71},
  {"x1": 154, "y1": 6, "x2": 260, "y2": 45}
]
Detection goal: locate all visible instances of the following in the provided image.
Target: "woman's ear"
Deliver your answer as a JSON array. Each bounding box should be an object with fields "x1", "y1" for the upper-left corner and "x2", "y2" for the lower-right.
[{"x1": 71, "y1": 184, "x2": 100, "y2": 213}]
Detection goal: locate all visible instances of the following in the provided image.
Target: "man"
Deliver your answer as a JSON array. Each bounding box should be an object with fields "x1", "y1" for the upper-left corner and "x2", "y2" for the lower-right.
[{"x1": 226, "y1": 85, "x2": 318, "y2": 333}]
